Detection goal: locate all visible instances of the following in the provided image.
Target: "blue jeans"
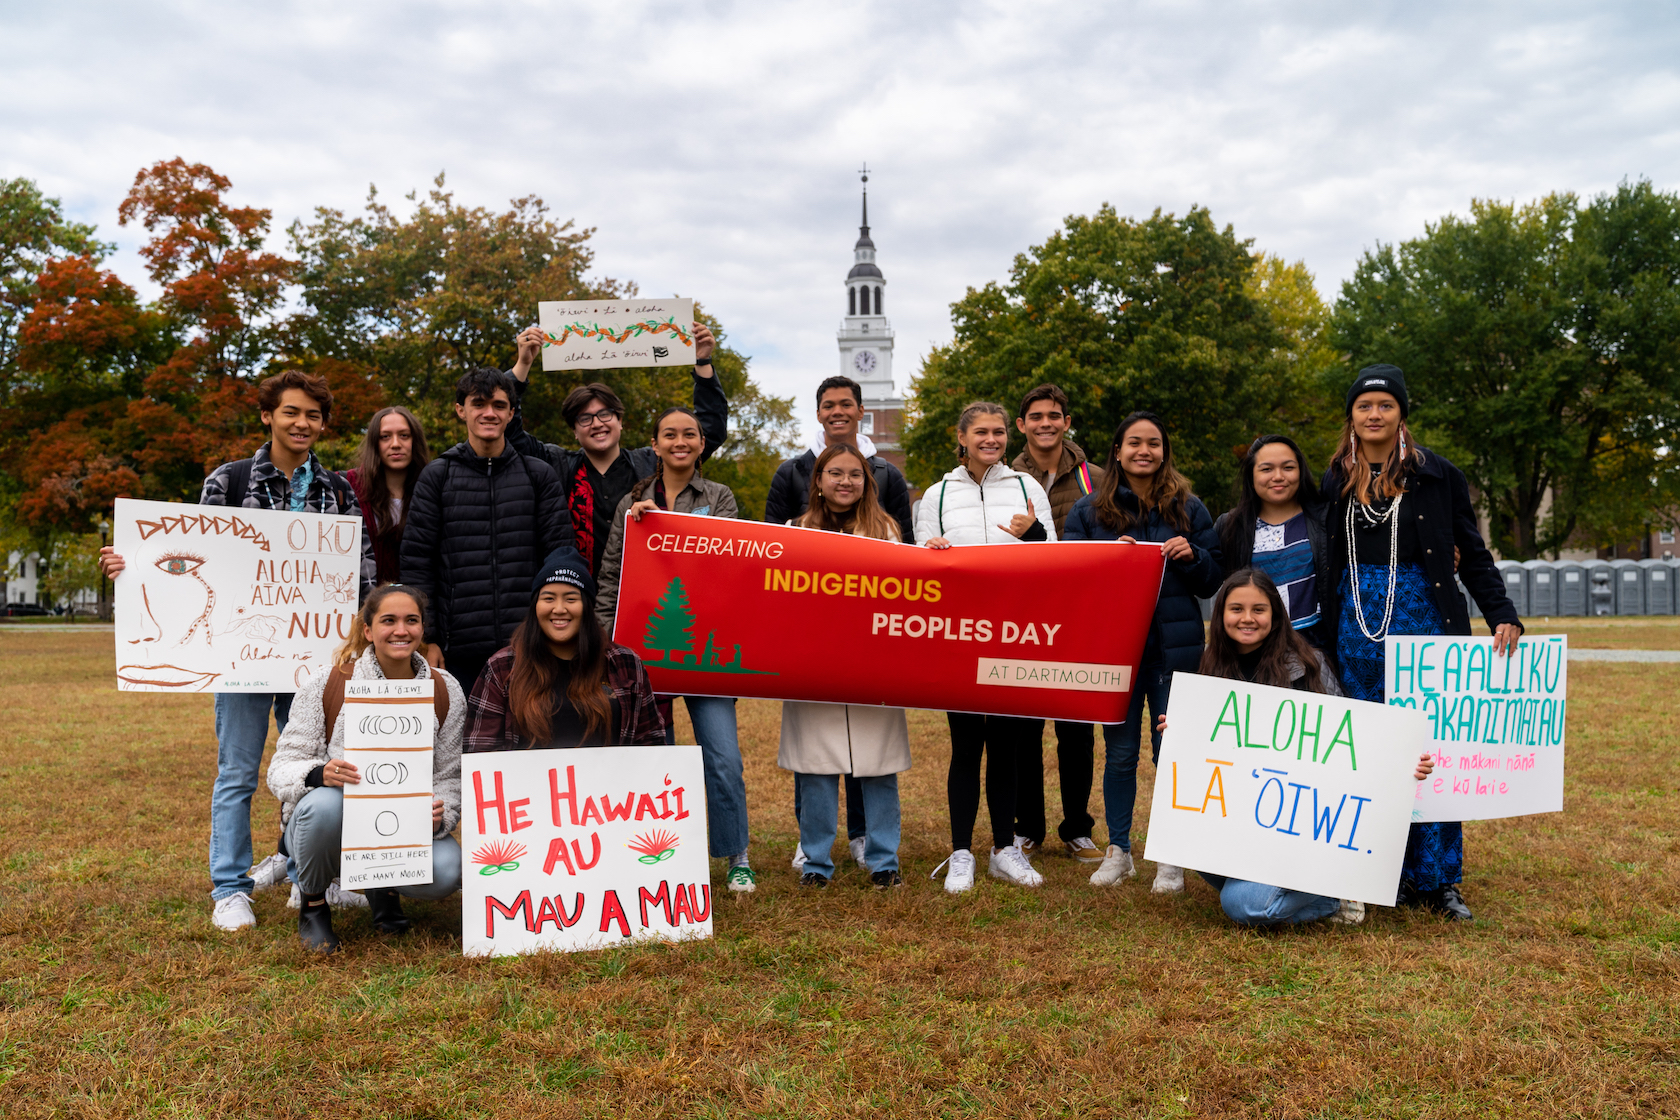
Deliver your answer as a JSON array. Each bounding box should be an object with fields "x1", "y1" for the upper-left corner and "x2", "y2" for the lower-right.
[
  {"x1": 1099, "y1": 660, "x2": 1172, "y2": 852},
  {"x1": 283, "y1": 787, "x2": 462, "y2": 900},
  {"x1": 1199, "y1": 873, "x2": 1340, "y2": 927},
  {"x1": 210, "y1": 692, "x2": 292, "y2": 900},
  {"x1": 794, "y1": 772, "x2": 901, "y2": 878},
  {"x1": 663, "y1": 696, "x2": 750, "y2": 858}
]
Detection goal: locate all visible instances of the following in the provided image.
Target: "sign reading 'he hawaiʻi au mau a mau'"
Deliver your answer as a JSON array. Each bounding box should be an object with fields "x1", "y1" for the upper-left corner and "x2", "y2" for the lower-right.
[
  {"x1": 462, "y1": 745, "x2": 711, "y2": 957},
  {"x1": 1143, "y1": 672, "x2": 1429, "y2": 907}
]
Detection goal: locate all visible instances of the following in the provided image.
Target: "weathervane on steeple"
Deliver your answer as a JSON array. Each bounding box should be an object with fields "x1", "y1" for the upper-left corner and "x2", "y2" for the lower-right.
[{"x1": 858, "y1": 162, "x2": 870, "y2": 234}]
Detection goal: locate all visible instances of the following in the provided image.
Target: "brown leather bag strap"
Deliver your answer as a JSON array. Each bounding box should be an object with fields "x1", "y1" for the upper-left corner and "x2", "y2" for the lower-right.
[{"x1": 321, "y1": 662, "x2": 449, "y2": 740}]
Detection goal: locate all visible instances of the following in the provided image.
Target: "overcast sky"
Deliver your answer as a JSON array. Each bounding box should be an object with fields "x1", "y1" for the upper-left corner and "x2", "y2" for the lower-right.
[{"x1": 4, "y1": 2, "x2": 1678, "y2": 438}]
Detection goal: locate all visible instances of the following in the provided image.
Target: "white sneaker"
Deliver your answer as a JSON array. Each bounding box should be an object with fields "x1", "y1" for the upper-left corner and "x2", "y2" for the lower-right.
[
  {"x1": 1151, "y1": 863, "x2": 1185, "y2": 894},
  {"x1": 211, "y1": 892, "x2": 255, "y2": 931},
  {"x1": 790, "y1": 844, "x2": 808, "y2": 872},
  {"x1": 988, "y1": 844, "x2": 1044, "y2": 887},
  {"x1": 933, "y1": 849, "x2": 976, "y2": 893},
  {"x1": 250, "y1": 852, "x2": 289, "y2": 892},
  {"x1": 288, "y1": 880, "x2": 370, "y2": 909},
  {"x1": 849, "y1": 836, "x2": 869, "y2": 872},
  {"x1": 1012, "y1": 834, "x2": 1038, "y2": 856},
  {"x1": 1089, "y1": 845, "x2": 1136, "y2": 886},
  {"x1": 328, "y1": 880, "x2": 368, "y2": 908},
  {"x1": 1329, "y1": 899, "x2": 1367, "y2": 925}
]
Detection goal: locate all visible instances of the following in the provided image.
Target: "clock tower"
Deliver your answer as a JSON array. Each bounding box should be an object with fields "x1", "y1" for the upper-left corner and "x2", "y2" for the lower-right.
[{"x1": 837, "y1": 165, "x2": 905, "y2": 468}]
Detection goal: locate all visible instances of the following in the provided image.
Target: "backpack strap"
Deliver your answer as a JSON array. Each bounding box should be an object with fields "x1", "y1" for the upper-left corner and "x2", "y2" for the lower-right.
[
  {"x1": 1077, "y1": 461, "x2": 1094, "y2": 496},
  {"x1": 1016, "y1": 476, "x2": 1030, "y2": 507},
  {"x1": 222, "y1": 457, "x2": 255, "y2": 507},
  {"x1": 937, "y1": 481, "x2": 947, "y2": 536},
  {"x1": 320, "y1": 662, "x2": 450, "y2": 743},
  {"x1": 325, "y1": 469, "x2": 357, "y2": 513}
]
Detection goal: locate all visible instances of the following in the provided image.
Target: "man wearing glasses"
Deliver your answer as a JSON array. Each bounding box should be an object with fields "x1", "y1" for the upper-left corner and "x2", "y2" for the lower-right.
[{"x1": 505, "y1": 322, "x2": 727, "y2": 576}]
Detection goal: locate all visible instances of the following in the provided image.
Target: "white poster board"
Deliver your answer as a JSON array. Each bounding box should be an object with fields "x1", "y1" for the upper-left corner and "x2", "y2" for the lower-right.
[
  {"x1": 340, "y1": 679, "x2": 435, "y2": 889},
  {"x1": 112, "y1": 498, "x2": 362, "y2": 693},
  {"x1": 462, "y1": 746, "x2": 712, "y2": 957},
  {"x1": 1143, "y1": 672, "x2": 1428, "y2": 907},
  {"x1": 536, "y1": 299, "x2": 696, "y2": 371},
  {"x1": 1386, "y1": 635, "x2": 1567, "y2": 823}
]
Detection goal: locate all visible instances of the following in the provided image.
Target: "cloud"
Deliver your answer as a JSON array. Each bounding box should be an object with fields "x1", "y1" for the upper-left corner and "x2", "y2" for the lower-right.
[{"x1": 3, "y1": 1, "x2": 1677, "y2": 438}]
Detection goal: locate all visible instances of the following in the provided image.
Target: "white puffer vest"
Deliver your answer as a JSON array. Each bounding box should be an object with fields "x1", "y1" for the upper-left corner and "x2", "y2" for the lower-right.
[{"x1": 914, "y1": 462, "x2": 1056, "y2": 546}]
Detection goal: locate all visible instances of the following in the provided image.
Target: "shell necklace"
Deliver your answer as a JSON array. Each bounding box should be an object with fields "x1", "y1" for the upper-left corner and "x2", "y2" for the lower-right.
[{"x1": 1345, "y1": 481, "x2": 1403, "y2": 642}]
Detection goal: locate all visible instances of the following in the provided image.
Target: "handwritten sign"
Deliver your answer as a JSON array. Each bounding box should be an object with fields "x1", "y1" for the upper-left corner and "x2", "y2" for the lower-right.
[
  {"x1": 537, "y1": 299, "x2": 696, "y2": 371},
  {"x1": 340, "y1": 679, "x2": 435, "y2": 889},
  {"x1": 1142, "y1": 672, "x2": 1428, "y2": 906},
  {"x1": 111, "y1": 498, "x2": 362, "y2": 693},
  {"x1": 1386, "y1": 635, "x2": 1567, "y2": 823},
  {"x1": 462, "y1": 746, "x2": 712, "y2": 957}
]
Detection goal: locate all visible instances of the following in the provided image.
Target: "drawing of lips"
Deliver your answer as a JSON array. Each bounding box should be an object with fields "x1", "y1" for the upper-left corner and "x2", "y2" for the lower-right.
[{"x1": 116, "y1": 665, "x2": 222, "y2": 690}]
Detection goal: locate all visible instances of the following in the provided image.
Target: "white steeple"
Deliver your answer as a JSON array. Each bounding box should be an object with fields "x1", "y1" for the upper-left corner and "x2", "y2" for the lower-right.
[{"x1": 837, "y1": 164, "x2": 899, "y2": 428}]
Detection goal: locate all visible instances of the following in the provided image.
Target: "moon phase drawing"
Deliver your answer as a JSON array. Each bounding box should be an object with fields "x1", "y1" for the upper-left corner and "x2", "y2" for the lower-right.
[{"x1": 374, "y1": 811, "x2": 400, "y2": 837}]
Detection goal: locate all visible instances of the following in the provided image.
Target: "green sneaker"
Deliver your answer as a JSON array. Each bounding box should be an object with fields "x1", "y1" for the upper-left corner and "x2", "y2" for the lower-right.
[{"x1": 726, "y1": 865, "x2": 757, "y2": 893}]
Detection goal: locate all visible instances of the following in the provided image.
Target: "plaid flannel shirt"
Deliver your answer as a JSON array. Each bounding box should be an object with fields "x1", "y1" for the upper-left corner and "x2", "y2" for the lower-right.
[
  {"x1": 464, "y1": 644, "x2": 666, "y2": 751},
  {"x1": 201, "y1": 443, "x2": 377, "y2": 590}
]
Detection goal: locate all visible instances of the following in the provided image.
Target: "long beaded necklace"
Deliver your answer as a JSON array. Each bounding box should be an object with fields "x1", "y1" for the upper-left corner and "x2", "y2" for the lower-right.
[{"x1": 1345, "y1": 477, "x2": 1403, "y2": 642}]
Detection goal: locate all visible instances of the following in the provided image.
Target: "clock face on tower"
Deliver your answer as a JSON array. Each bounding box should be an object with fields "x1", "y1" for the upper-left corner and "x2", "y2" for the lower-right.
[{"x1": 853, "y1": 350, "x2": 877, "y2": 374}]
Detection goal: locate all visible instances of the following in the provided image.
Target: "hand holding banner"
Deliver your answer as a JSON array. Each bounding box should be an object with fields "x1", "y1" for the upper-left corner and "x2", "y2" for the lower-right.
[
  {"x1": 609, "y1": 511, "x2": 1164, "y2": 722},
  {"x1": 1385, "y1": 635, "x2": 1567, "y2": 822},
  {"x1": 1143, "y1": 672, "x2": 1428, "y2": 906},
  {"x1": 340, "y1": 679, "x2": 435, "y2": 889}
]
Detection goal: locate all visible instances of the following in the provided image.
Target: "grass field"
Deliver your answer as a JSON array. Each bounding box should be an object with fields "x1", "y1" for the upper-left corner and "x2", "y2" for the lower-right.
[{"x1": 1, "y1": 624, "x2": 1677, "y2": 1118}]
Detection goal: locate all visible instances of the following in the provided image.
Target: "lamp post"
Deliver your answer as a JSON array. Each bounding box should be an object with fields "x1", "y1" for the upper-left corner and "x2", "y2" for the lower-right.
[{"x1": 98, "y1": 520, "x2": 111, "y2": 622}]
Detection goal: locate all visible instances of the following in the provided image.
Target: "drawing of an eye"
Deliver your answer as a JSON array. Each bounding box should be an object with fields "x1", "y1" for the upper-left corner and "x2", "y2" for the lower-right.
[{"x1": 155, "y1": 552, "x2": 207, "y2": 576}]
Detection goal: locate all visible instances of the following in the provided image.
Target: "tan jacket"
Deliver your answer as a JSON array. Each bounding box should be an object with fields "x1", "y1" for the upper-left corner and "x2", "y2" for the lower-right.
[
  {"x1": 778, "y1": 701, "x2": 911, "y2": 777},
  {"x1": 596, "y1": 474, "x2": 738, "y2": 632},
  {"x1": 1010, "y1": 441, "x2": 1105, "y2": 538}
]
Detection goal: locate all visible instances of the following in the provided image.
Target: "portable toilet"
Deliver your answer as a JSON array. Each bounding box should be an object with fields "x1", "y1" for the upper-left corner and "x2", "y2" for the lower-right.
[
  {"x1": 1583, "y1": 560, "x2": 1616, "y2": 616},
  {"x1": 1555, "y1": 561, "x2": 1587, "y2": 616},
  {"x1": 1525, "y1": 559, "x2": 1559, "y2": 615},
  {"x1": 1640, "y1": 558, "x2": 1674, "y2": 614},
  {"x1": 1496, "y1": 560, "x2": 1530, "y2": 616},
  {"x1": 1610, "y1": 558, "x2": 1644, "y2": 615}
]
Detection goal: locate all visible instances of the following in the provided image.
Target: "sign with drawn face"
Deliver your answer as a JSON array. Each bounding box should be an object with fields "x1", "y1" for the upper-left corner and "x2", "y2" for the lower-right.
[
  {"x1": 461, "y1": 746, "x2": 711, "y2": 957},
  {"x1": 1386, "y1": 635, "x2": 1568, "y2": 823},
  {"x1": 536, "y1": 299, "x2": 696, "y2": 371},
  {"x1": 111, "y1": 498, "x2": 362, "y2": 692},
  {"x1": 1142, "y1": 672, "x2": 1429, "y2": 907},
  {"x1": 340, "y1": 679, "x2": 435, "y2": 889}
]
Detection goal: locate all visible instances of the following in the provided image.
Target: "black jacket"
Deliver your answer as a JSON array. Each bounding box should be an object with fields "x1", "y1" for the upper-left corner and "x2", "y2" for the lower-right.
[
  {"x1": 1063, "y1": 488, "x2": 1224, "y2": 674},
  {"x1": 765, "y1": 449, "x2": 915, "y2": 543},
  {"x1": 1213, "y1": 497, "x2": 1334, "y2": 654},
  {"x1": 504, "y1": 369, "x2": 728, "y2": 571},
  {"x1": 400, "y1": 441, "x2": 573, "y2": 655},
  {"x1": 1321, "y1": 446, "x2": 1521, "y2": 639}
]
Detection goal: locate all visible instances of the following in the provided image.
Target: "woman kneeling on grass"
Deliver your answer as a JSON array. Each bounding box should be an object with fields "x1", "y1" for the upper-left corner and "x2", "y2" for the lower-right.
[
  {"x1": 464, "y1": 546, "x2": 665, "y2": 752},
  {"x1": 1156, "y1": 569, "x2": 1434, "y2": 928},
  {"x1": 782, "y1": 443, "x2": 910, "y2": 890},
  {"x1": 268, "y1": 585, "x2": 467, "y2": 953}
]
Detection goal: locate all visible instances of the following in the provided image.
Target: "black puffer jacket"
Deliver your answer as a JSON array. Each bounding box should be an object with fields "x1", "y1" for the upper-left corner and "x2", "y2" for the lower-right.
[
  {"x1": 1322, "y1": 446, "x2": 1520, "y2": 639},
  {"x1": 764, "y1": 449, "x2": 915, "y2": 543},
  {"x1": 401, "y1": 441, "x2": 573, "y2": 656},
  {"x1": 1213, "y1": 496, "x2": 1334, "y2": 654},
  {"x1": 1063, "y1": 488, "x2": 1224, "y2": 673}
]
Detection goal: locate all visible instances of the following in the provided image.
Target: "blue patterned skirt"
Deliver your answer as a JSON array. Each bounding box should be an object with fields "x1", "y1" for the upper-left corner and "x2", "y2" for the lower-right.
[{"x1": 1338, "y1": 563, "x2": 1463, "y2": 892}]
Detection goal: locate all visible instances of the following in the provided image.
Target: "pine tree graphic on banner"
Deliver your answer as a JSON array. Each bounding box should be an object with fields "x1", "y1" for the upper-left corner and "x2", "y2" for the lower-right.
[{"x1": 643, "y1": 578, "x2": 696, "y2": 664}]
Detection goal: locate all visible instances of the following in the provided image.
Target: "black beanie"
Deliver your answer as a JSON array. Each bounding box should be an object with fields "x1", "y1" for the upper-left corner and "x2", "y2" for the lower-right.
[
  {"x1": 1346, "y1": 364, "x2": 1409, "y2": 417},
  {"x1": 531, "y1": 545, "x2": 597, "y2": 600}
]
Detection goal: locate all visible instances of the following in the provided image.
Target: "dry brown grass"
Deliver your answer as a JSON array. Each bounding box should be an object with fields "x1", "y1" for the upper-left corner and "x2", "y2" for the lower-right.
[{"x1": 1, "y1": 625, "x2": 1678, "y2": 1118}]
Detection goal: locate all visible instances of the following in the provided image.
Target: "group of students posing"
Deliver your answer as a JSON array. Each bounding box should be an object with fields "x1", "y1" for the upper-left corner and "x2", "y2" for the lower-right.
[{"x1": 98, "y1": 321, "x2": 1524, "y2": 952}]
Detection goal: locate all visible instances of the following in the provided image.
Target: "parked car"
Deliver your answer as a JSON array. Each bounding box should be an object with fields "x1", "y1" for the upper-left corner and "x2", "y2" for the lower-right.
[{"x1": 4, "y1": 603, "x2": 50, "y2": 617}]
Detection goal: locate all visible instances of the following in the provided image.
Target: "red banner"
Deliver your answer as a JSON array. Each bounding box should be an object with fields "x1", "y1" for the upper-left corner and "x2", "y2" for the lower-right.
[{"x1": 609, "y1": 511, "x2": 1164, "y2": 722}]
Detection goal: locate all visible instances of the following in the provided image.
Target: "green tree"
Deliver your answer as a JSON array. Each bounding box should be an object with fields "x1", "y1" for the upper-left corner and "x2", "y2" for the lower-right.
[
  {"x1": 1245, "y1": 254, "x2": 1342, "y2": 474},
  {"x1": 0, "y1": 177, "x2": 110, "y2": 393},
  {"x1": 903, "y1": 204, "x2": 1289, "y2": 508},
  {"x1": 642, "y1": 578, "x2": 696, "y2": 664},
  {"x1": 1330, "y1": 181, "x2": 1680, "y2": 557}
]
